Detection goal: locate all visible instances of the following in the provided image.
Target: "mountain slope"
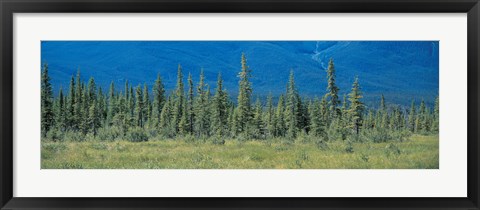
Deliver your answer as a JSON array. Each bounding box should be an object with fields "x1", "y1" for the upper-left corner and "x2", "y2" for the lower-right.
[{"x1": 41, "y1": 41, "x2": 439, "y2": 107}]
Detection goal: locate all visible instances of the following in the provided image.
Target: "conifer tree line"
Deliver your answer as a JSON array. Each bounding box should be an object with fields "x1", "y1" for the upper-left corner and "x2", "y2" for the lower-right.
[{"x1": 41, "y1": 54, "x2": 439, "y2": 142}]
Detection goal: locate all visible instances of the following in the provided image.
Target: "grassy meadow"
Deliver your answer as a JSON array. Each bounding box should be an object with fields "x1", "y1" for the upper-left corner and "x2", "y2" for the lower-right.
[{"x1": 41, "y1": 134, "x2": 438, "y2": 169}]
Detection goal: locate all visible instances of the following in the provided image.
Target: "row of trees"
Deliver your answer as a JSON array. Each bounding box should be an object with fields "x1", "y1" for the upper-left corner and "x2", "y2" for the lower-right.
[{"x1": 41, "y1": 54, "x2": 439, "y2": 142}]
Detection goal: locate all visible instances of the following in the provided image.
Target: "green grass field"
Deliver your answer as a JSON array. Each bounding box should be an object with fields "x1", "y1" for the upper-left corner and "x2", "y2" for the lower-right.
[{"x1": 41, "y1": 135, "x2": 438, "y2": 169}]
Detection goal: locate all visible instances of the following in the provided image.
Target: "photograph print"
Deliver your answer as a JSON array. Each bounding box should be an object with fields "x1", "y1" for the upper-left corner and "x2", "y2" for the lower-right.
[{"x1": 40, "y1": 41, "x2": 439, "y2": 169}]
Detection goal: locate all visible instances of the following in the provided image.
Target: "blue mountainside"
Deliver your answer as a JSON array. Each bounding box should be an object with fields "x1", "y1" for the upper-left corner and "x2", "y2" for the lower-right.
[{"x1": 41, "y1": 41, "x2": 439, "y2": 108}]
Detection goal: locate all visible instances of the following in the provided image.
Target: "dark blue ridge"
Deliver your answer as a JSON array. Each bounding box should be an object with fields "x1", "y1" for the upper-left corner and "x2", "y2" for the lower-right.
[{"x1": 41, "y1": 41, "x2": 439, "y2": 107}]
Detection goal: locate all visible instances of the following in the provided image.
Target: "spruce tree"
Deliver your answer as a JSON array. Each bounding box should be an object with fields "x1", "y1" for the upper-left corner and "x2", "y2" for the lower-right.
[
  {"x1": 134, "y1": 85, "x2": 144, "y2": 127},
  {"x1": 326, "y1": 58, "x2": 340, "y2": 120},
  {"x1": 252, "y1": 97, "x2": 265, "y2": 139},
  {"x1": 41, "y1": 63, "x2": 54, "y2": 137},
  {"x1": 107, "y1": 81, "x2": 116, "y2": 126},
  {"x1": 80, "y1": 85, "x2": 89, "y2": 134},
  {"x1": 97, "y1": 87, "x2": 106, "y2": 126},
  {"x1": 347, "y1": 77, "x2": 364, "y2": 135},
  {"x1": 54, "y1": 87, "x2": 66, "y2": 131},
  {"x1": 74, "y1": 69, "x2": 83, "y2": 131},
  {"x1": 178, "y1": 98, "x2": 189, "y2": 135},
  {"x1": 408, "y1": 99, "x2": 416, "y2": 132},
  {"x1": 67, "y1": 76, "x2": 75, "y2": 130},
  {"x1": 433, "y1": 96, "x2": 439, "y2": 132},
  {"x1": 87, "y1": 77, "x2": 97, "y2": 106},
  {"x1": 265, "y1": 93, "x2": 275, "y2": 138},
  {"x1": 417, "y1": 99, "x2": 426, "y2": 132},
  {"x1": 172, "y1": 65, "x2": 185, "y2": 133},
  {"x1": 285, "y1": 70, "x2": 299, "y2": 139},
  {"x1": 194, "y1": 70, "x2": 209, "y2": 137},
  {"x1": 227, "y1": 105, "x2": 235, "y2": 137},
  {"x1": 143, "y1": 83, "x2": 151, "y2": 127},
  {"x1": 88, "y1": 97, "x2": 100, "y2": 136},
  {"x1": 309, "y1": 98, "x2": 326, "y2": 137},
  {"x1": 365, "y1": 109, "x2": 375, "y2": 129},
  {"x1": 211, "y1": 73, "x2": 228, "y2": 137},
  {"x1": 128, "y1": 86, "x2": 135, "y2": 127},
  {"x1": 205, "y1": 85, "x2": 212, "y2": 136},
  {"x1": 114, "y1": 92, "x2": 127, "y2": 135},
  {"x1": 152, "y1": 73, "x2": 166, "y2": 128},
  {"x1": 236, "y1": 53, "x2": 253, "y2": 134},
  {"x1": 275, "y1": 95, "x2": 286, "y2": 137},
  {"x1": 187, "y1": 73, "x2": 195, "y2": 134},
  {"x1": 380, "y1": 94, "x2": 389, "y2": 129},
  {"x1": 320, "y1": 95, "x2": 329, "y2": 128},
  {"x1": 160, "y1": 95, "x2": 173, "y2": 135}
]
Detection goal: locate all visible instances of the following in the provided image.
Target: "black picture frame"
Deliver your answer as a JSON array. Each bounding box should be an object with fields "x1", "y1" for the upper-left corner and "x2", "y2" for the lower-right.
[{"x1": 1, "y1": 0, "x2": 479, "y2": 209}]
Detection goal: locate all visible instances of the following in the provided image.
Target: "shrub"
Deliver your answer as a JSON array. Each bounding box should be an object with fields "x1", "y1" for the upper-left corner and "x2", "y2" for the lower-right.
[
  {"x1": 64, "y1": 131, "x2": 86, "y2": 142},
  {"x1": 345, "y1": 140, "x2": 354, "y2": 153},
  {"x1": 314, "y1": 138, "x2": 329, "y2": 150},
  {"x1": 364, "y1": 128, "x2": 390, "y2": 143},
  {"x1": 236, "y1": 133, "x2": 248, "y2": 142},
  {"x1": 327, "y1": 124, "x2": 348, "y2": 141},
  {"x1": 145, "y1": 128, "x2": 159, "y2": 139},
  {"x1": 97, "y1": 127, "x2": 122, "y2": 141},
  {"x1": 392, "y1": 130, "x2": 412, "y2": 142},
  {"x1": 211, "y1": 136, "x2": 226, "y2": 145},
  {"x1": 183, "y1": 134, "x2": 196, "y2": 143},
  {"x1": 126, "y1": 127, "x2": 149, "y2": 142},
  {"x1": 46, "y1": 128, "x2": 64, "y2": 142},
  {"x1": 295, "y1": 131, "x2": 311, "y2": 144}
]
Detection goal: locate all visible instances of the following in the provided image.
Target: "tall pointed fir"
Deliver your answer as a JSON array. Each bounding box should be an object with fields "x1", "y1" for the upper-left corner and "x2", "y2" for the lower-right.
[
  {"x1": 54, "y1": 87, "x2": 66, "y2": 131},
  {"x1": 265, "y1": 93, "x2": 275, "y2": 138},
  {"x1": 134, "y1": 85, "x2": 144, "y2": 127},
  {"x1": 152, "y1": 73, "x2": 165, "y2": 128},
  {"x1": 160, "y1": 94, "x2": 173, "y2": 136},
  {"x1": 128, "y1": 86, "x2": 135, "y2": 127},
  {"x1": 275, "y1": 95, "x2": 286, "y2": 137},
  {"x1": 107, "y1": 81, "x2": 117, "y2": 126},
  {"x1": 416, "y1": 99, "x2": 426, "y2": 132},
  {"x1": 74, "y1": 69, "x2": 83, "y2": 131},
  {"x1": 87, "y1": 94, "x2": 100, "y2": 136},
  {"x1": 187, "y1": 73, "x2": 195, "y2": 134},
  {"x1": 379, "y1": 94, "x2": 389, "y2": 129},
  {"x1": 309, "y1": 98, "x2": 326, "y2": 138},
  {"x1": 172, "y1": 64, "x2": 185, "y2": 134},
  {"x1": 211, "y1": 73, "x2": 228, "y2": 137},
  {"x1": 205, "y1": 85, "x2": 212, "y2": 136},
  {"x1": 347, "y1": 76, "x2": 364, "y2": 135},
  {"x1": 236, "y1": 53, "x2": 253, "y2": 135},
  {"x1": 80, "y1": 84, "x2": 89, "y2": 133},
  {"x1": 41, "y1": 63, "x2": 54, "y2": 137},
  {"x1": 67, "y1": 75, "x2": 75, "y2": 130},
  {"x1": 143, "y1": 83, "x2": 151, "y2": 127},
  {"x1": 285, "y1": 70, "x2": 299, "y2": 139},
  {"x1": 433, "y1": 96, "x2": 439, "y2": 132},
  {"x1": 408, "y1": 99, "x2": 416, "y2": 132},
  {"x1": 87, "y1": 77, "x2": 97, "y2": 106},
  {"x1": 97, "y1": 87, "x2": 106, "y2": 126},
  {"x1": 326, "y1": 58, "x2": 340, "y2": 121},
  {"x1": 252, "y1": 97, "x2": 265, "y2": 139},
  {"x1": 194, "y1": 70, "x2": 209, "y2": 137},
  {"x1": 116, "y1": 92, "x2": 127, "y2": 135},
  {"x1": 178, "y1": 98, "x2": 189, "y2": 135}
]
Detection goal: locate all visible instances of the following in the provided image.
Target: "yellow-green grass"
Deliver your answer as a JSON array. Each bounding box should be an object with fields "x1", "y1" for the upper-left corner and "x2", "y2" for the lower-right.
[{"x1": 41, "y1": 135, "x2": 438, "y2": 169}]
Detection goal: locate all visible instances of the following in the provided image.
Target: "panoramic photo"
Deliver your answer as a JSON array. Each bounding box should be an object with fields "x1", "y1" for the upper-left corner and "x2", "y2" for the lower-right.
[{"x1": 40, "y1": 41, "x2": 439, "y2": 169}]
